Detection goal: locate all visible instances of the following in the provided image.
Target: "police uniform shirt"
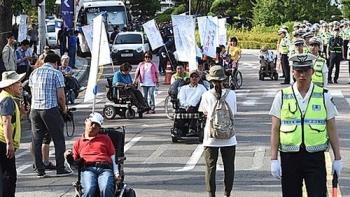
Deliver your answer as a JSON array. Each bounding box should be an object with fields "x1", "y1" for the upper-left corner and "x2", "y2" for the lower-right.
[{"x1": 269, "y1": 82, "x2": 338, "y2": 119}]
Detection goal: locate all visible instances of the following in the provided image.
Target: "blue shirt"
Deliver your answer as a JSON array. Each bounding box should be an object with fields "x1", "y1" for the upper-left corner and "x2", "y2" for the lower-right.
[
  {"x1": 29, "y1": 63, "x2": 65, "y2": 109},
  {"x1": 112, "y1": 71, "x2": 132, "y2": 86},
  {"x1": 15, "y1": 48, "x2": 31, "y2": 67},
  {"x1": 68, "y1": 35, "x2": 77, "y2": 47}
]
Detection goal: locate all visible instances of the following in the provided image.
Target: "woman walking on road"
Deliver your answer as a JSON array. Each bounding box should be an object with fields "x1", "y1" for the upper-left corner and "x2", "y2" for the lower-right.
[
  {"x1": 134, "y1": 51, "x2": 159, "y2": 114},
  {"x1": 199, "y1": 66, "x2": 237, "y2": 197}
]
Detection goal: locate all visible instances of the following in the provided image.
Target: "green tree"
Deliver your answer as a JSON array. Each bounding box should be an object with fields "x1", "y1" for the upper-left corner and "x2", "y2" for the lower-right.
[
  {"x1": 236, "y1": 0, "x2": 256, "y2": 19},
  {"x1": 341, "y1": 0, "x2": 350, "y2": 19},
  {"x1": 210, "y1": 0, "x2": 233, "y2": 17},
  {"x1": 129, "y1": 0, "x2": 160, "y2": 20},
  {"x1": 0, "y1": 0, "x2": 14, "y2": 50},
  {"x1": 172, "y1": 4, "x2": 187, "y2": 15}
]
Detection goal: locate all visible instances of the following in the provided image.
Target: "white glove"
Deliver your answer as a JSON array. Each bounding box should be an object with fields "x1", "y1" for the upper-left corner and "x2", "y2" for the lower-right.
[
  {"x1": 271, "y1": 160, "x2": 282, "y2": 180},
  {"x1": 332, "y1": 159, "x2": 342, "y2": 178}
]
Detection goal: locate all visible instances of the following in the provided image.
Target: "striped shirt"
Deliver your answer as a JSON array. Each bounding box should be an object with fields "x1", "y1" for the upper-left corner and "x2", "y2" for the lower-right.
[{"x1": 29, "y1": 63, "x2": 65, "y2": 109}]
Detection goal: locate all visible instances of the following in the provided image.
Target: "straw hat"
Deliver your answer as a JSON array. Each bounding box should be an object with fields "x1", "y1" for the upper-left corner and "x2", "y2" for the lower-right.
[
  {"x1": 0, "y1": 71, "x2": 25, "y2": 88},
  {"x1": 206, "y1": 66, "x2": 227, "y2": 81}
]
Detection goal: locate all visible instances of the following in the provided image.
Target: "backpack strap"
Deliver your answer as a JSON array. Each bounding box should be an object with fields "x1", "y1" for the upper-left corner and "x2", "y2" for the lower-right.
[{"x1": 220, "y1": 90, "x2": 230, "y2": 101}]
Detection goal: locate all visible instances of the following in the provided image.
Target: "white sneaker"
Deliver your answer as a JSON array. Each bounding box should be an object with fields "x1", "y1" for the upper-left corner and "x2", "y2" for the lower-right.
[{"x1": 79, "y1": 86, "x2": 87, "y2": 92}]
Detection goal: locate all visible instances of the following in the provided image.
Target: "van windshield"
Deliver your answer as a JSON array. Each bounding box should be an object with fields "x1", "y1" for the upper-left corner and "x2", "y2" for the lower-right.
[
  {"x1": 114, "y1": 34, "x2": 142, "y2": 44},
  {"x1": 47, "y1": 25, "x2": 55, "y2": 33}
]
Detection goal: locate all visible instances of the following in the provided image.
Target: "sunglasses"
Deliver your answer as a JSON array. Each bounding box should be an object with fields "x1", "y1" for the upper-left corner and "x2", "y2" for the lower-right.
[
  {"x1": 191, "y1": 75, "x2": 199, "y2": 78},
  {"x1": 145, "y1": 56, "x2": 150, "y2": 58}
]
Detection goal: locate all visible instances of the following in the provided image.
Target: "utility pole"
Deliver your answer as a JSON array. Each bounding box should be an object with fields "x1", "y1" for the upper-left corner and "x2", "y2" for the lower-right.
[{"x1": 38, "y1": 0, "x2": 46, "y2": 55}]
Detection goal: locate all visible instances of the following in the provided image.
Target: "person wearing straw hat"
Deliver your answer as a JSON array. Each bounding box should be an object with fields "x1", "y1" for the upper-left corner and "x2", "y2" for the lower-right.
[
  {"x1": 199, "y1": 66, "x2": 237, "y2": 197},
  {"x1": 269, "y1": 53, "x2": 342, "y2": 197},
  {"x1": 0, "y1": 71, "x2": 29, "y2": 197}
]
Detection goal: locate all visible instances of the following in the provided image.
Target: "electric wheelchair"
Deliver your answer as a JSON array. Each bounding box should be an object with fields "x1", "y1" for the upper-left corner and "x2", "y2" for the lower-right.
[
  {"x1": 259, "y1": 54, "x2": 278, "y2": 81},
  {"x1": 68, "y1": 126, "x2": 136, "y2": 197},
  {"x1": 167, "y1": 79, "x2": 206, "y2": 143},
  {"x1": 103, "y1": 76, "x2": 143, "y2": 120}
]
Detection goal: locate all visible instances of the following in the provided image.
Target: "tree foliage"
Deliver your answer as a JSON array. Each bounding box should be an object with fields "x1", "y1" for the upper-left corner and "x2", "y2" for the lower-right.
[
  {"x1": 129, "y1": 0, "x2": 160, "y2": 20},
  {"x1": 12, "y1": 0, "x2": 57, "y2": 22},
  {"x1": 341, "y1": 0, "x2": 350, "y2": 19},
  {"x1": 0, "y1": 0, "x2": 14, "y2": 50},
  {"x1": 210, "y1": 0, "x2": 233, "y2": 17}
]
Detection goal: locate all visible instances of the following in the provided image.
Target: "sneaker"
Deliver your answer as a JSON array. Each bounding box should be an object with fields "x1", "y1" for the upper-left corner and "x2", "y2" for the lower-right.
[
  {"x1": 186, "y1": 129, "x2": 197, "y2": 137},
  {"x1": 37, "y1": 171, "x2": 46, "y2": 178},
  {"x1": 44, "y1": 162, "x2": 56, "y2": 170},
  {"x1": 150, "y1": 110, "x2": 155, "y2": 114},
  {"x1": 56, "y1": 168, "x2": 73, "y2": 177},
  {"x1": 79, "y1": 86, "x2": 87, "y2": 92}
]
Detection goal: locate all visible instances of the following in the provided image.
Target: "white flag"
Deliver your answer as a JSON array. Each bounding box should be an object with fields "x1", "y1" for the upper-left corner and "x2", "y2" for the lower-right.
[
  {"x1": 18, "y1": 15, "x2": 27, "y2": 43},
  {"x1": 218, "y1": 18, "x2": 227, "y2": 45},
  {"x1": 81, "y1": 25, "x2": 93, "y2": 51},
  {"x1": 143, "y1": 19, "x2": 163, "y2": 49},
  {"x1": 202, "y1": 18, "x2": 217, "y2": 58},
  {"x1": 84, "y1": 15, "x2": 112, "y2": 102},
  {"x1": 197, "y1": 16, "x2": 207, "y2": 46}
]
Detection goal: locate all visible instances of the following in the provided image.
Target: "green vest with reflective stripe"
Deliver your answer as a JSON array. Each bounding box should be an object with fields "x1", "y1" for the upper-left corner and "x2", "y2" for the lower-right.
[
  {"x1": 303, "y1": 45, "x2": 310, "y2": 53},
  {"x1": 279, "y1": 85, "x2": 328, "y2": 153},
  {"x1": 312, "y1": 56, "x2": 326, "y2": 87},
  {"x1": 322, "y1": 31, "x2": 331, "y2": 45},
  {"x1": 279, "y1": 38, "x2": 289, "y2": 54}
]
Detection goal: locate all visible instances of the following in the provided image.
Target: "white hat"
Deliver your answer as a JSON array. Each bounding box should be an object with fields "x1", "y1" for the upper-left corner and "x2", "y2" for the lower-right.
[
  {"x1": 0, "y1": 71, "x2": 25, "y2": 88},
  {"x1": 278, "y1": 29, "x2": 287, "y2": 34},
  {"x1": 293, "y1": 38, "x2": 305, "y2": 45},
  {"x1": 289, "y1": 54, "x2": 317, "y2": 70},
  {"x1": 302, "y1": 32, "x2": 313, "y2": 38},
  {"x1": 88, "y1": 112, "x2": 104, "y2": 126}
]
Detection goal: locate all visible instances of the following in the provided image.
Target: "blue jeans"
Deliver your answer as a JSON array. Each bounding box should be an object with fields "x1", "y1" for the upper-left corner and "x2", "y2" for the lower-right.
[
  {"x1": 68, "y1": 46, "x2": 76, "y2": 67},
  {"x1": 141, "y1": 86, "x2": 155, "y2": 110},
  {"x1": 60, "y1": 42, "x2": 66, "y2": 56},
  {"x1": 81, "y1": 166, "x2": 114, "y2": 197}
]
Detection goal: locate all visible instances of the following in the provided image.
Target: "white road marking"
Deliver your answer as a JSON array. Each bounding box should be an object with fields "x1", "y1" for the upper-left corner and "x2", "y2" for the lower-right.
[
  {"x1": 263, "y1": 89, "x2": 279, "y2": 97},
  {"x1": 140, "y1": 144, "x2": 167, "y2": 166},
  {"x1": 173, "y1": 144, "x2": 204, "y2": 172},
  {"x1": 330, "y1": 89, "x2": 344, "y2": 98},
  {"x1": 242, "y1": 97, "x2": 259, "y2": 106},
  {"x1": 72, "y1": 99, "x2": 102, "y2": 109},
  {"x1": 250, "y1": 146, "x2": 265, "y2": 170},
  {"x1": 15, "y1": 149, "x2": 30, "y2": 159},
  {"x1": 17, "y1": 164, "x2": 34, "y2": 175},
  {"x1": 235, "y1": 90, "x2": 250, "y2": 98},
  {"x1": 124, "y1": 136, "x2": 142, "y2": 152}
]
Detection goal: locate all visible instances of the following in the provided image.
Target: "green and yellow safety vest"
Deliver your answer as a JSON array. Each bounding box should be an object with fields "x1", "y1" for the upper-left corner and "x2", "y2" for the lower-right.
[
  {"x1": 279, "y1": 85, "x2": 328, "y2": 153},
  {"x1": 279, "y1": 38, "x2": 289, "y2": 54},
  {"x1": 312, "y1": 56, "x2": 326, "y2": 87}
]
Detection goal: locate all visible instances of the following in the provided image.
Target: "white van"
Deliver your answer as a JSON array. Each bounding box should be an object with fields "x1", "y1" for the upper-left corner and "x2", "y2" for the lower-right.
[
  {"x1": 46, "y1": 22, "x2": 58, "y2": 48},
  {"x1": 111, "y1": 32, "x2": 150, "y2": 63}
]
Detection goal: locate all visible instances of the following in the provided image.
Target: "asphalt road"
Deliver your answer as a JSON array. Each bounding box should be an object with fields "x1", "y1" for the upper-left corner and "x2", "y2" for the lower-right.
[{"x1": 15, "y1": 51, "x2": 350, "y2": 197}]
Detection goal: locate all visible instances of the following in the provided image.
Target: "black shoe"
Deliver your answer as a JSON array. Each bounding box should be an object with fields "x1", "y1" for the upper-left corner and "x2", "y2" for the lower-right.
[
  {"x1": 44, "y1": 162, "x2": 56, "y2": 170},
  {"x1": 280, "y1": 82, "x2": 289, "y2": 85},
  {"x1": 328, "y1": 80, "x2": 333, "y2": 84},
  {"x1": 348, "y1": 82, "x2": 350, "y2": 84},
  {"x1": 173, "y1": 128, "x2": 182, "y2": 137},
  {"x1": 280, "y1": 75, "x2": 285, "y2": 78},
  {"x1": 56, "y1": 168, "x2": 73, "y2": 177},
  {"x1": 334, "y1": 80, "x2": 338, "y2": 84},
  {"x1": 37, "y1": 171, "x2": 46, "y2": 178}
]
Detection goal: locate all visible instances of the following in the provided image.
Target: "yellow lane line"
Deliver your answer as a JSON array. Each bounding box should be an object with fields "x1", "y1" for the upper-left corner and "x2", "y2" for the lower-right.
[
  {"x1": 301, "y1": 152, "x2": 342, "y2": 197},
  {"x1": 79, "y1": 65, "x2": 105, "y2": 95}
]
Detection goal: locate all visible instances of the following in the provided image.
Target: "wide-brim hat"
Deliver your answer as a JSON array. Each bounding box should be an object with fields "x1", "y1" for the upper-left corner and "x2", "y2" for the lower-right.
[
  {"x1": 0, "y1": 71, "x2": 25, "y2": 88},
  {"x1": 206, "y1": 65, "x2": 227, "y2": 81}
]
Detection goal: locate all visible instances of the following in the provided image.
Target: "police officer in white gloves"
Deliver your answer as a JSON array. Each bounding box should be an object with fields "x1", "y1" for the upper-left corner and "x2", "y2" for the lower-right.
[{"x1": 269, "y1": 53, "x2": 342, "y2": 197}]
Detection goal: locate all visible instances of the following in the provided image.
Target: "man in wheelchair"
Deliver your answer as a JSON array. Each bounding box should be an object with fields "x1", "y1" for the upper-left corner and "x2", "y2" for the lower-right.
[
  {"x1": 174, "y1": 70, "x2": 207, "y2": 137},
  {"x1": 259, "y1": 45, "x2": 276, "y2": 77},
  {"x1": 112, "y1": 63, "x2": 150, "y2": 112},
  {"x1": 59, "y1": 55, "x2": 86, "y2": 96},
  {"x1": 223, "y1": 54, "x2": 237, "y2": 77},
  {"x1": 65, "y1": 113, "x2": 120, "y2": 197}
]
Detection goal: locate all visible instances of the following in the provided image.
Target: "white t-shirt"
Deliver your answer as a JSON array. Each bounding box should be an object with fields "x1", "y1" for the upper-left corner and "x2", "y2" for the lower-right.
[
  {"x1": 199, "y1": 89, "x2": 237, "y2": 147},
  {"x1": 141, "y1": 63, "x2": 155, "y2": 86},
  {"x1": 269, "y1": 82, "x2": 338, "y2": 120}
]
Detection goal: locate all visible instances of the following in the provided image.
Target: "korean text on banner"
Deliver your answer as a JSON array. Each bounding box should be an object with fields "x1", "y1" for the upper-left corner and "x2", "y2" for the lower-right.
[
  {"x1": 61, "y1": 0, "x2": 74, "y2": 28},
  {"x1": 171, "y1": 15, "x2": 196, "y2": 68},
  {"x1": 81, "y1": 25, "x2": 93, "y2": 51},
  {"x1": 218, "y1": 18, "x2": 227, "y2": 45},
  {"x1": 84, "y1": 15, "x2": 111, "y2": 102},
  {"x1": 18, "y1": 15, "x2": 27, "y2": 43},
  {"x1": 202, "y1": 18, "x2": 217, "y2": 58},
  {"x1": 197, "y1": 16, "x2": 207, "y2": 46},
  {"x1": 143, "y1": 19, "x2": 163, "y2": 49},
  {"x1": 208, "y1": 16, "x2": 219, "y2": 48}
]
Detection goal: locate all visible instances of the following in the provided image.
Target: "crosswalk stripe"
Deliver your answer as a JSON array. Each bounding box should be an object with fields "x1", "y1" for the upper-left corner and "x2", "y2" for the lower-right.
[{"x1": 173, "y1": 144, "x2": 204, "y2": 172}]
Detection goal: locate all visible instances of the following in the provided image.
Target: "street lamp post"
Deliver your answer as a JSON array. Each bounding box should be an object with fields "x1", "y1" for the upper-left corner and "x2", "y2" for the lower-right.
[{"x1": 189, "y1": 0, "x2": 191, "y2": 15}]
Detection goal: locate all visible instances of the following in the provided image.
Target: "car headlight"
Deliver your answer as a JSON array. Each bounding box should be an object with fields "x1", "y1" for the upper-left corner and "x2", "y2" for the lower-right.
[
  {"x1": 136, "y1": 47, "x2": 142, "y2": 53},
  {"x1": 112, "y1": 47, "x2": 118, "y2": 53}
]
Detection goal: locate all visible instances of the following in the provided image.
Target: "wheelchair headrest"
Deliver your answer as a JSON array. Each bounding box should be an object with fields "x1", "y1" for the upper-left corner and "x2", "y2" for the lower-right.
[{"x1": 106, "y1": 76, "x2": 113, "y2": 88}]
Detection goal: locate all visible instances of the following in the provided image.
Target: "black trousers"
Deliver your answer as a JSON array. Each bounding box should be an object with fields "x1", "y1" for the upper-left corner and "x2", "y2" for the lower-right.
[
  {"x1": 0, "y1": 142, "x2": 17, "y2": 197},
  {"x1": 124, "y1": 89, "x2": 148, "y2": 109},
  {"x1": 328, "y1": 53, "x2": 342, "y2": 81},
  {"x1": 176, "y1": 107, "x2": 197, "y2": 132},
  {"x1": 280, "y1": 150, "x2": 326, "y2": 197},
  {"x1": 281, "y1": 54, "x2": 290, "y2": 83}
]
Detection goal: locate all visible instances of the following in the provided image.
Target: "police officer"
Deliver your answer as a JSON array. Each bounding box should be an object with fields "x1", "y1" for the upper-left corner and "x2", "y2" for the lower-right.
[
  {"x1": 269, "y1": 53, "x2": 342, "y2": 197},
  {"x1": 278, "y1": 29, "x2": 290, "y2": 84},
  {"x1": 309, "y1": 37, "x2": 328, "y2": 88},
  {"x1": 302, "y1": 32, "x2": 312, "y2": 53},
  {"x1": 327, "y1": 27, "x2": 345, "y2": 84}
]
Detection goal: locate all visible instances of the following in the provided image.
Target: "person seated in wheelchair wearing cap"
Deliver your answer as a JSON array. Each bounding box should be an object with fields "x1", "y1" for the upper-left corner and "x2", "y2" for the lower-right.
[
  {"x1": 65, "y1": 113, "x2": 120, "y2": 197},
  {"x1": 223, "y1": 54, "x2": 236, "y2": 77},
  {"x1": 259, "y1": 45, "x2": 275, "y2": 76}
]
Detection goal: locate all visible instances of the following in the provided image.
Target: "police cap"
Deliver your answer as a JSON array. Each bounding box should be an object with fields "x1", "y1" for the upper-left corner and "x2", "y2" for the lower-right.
[
  {"x1": 309, "y1": 37, "x2": 322, "y2": 46},
  {"x1": 278, "y1": 29, "x2": 287, "y2": 34},
  {"x1": 322, "y1": 23, "x2": 328, "y2": 27},
  {"x1": 302, "y1": 32, "x2": 313, "y2": 38},
  {"x1": 293, "y1": 38, "x2": 305, "y2": 45},
  {"x1": 289, "y1": 54, "x2": 317, "y2": 70},
  {"x1": 294, "y1": 22, "x2": 300, "y2": 27},
  {"x1": 334, "y1": 27, "x2": 340, "y2": 31}
]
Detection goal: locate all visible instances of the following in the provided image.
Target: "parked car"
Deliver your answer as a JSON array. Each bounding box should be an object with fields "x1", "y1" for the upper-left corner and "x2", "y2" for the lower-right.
[
  {"x1": 46, "y1": 22, "x2": 58, "y2": 48},
  {"x1": 111, "y1": 32, "x2": 150, "y2": 63}
]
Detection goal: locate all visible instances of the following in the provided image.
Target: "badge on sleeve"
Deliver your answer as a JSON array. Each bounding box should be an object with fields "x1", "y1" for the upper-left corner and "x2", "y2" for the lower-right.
[{"x1": 312, "y1": 104, "x2": 321, "y2": 111}]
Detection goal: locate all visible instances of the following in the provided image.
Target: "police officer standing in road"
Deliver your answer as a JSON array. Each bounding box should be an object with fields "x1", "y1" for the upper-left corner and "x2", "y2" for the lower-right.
[
  {"x1": 327, "y1": 27, "x2": 345, "y2": 84},
  {"x1": 309, "y1": 37, "x2": 328, "y2": 88},
  {"x1": 278, "y1": 29, "x2": 290, "y2": 84},
  {"x1": 269, "y1": 53, "x2": 342, "y2": 197}
]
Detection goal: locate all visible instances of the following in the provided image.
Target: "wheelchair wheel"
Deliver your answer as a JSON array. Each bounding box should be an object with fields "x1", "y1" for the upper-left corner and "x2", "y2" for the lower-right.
[
  {"x1": 123, "y1": 188, "x2": 136, "y2": 197},
  {"x1": 65, "y1": 114, "x2": 75, "y2": 137},
  {"x1": 103, "y1": 106, "x2": 117, "y2": 120},
  {"x1": 138, "y1": 112, "x2": 143, "y2": 118},
  {"x1": 235, "y1": 71, "x2": 243, "y2": 89},
  {"x1": 172, "y1": 136, "x2": 178, "y2": 143},
  {"x1": 125, "y1": 109, "x2": 135, "y2": 119},
  {"x1": 198, "y1": 129, "x2": 204, "y2": 143},
  {"x1": 164, "y1": 95, "x2": 175, "y2": 120}
]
